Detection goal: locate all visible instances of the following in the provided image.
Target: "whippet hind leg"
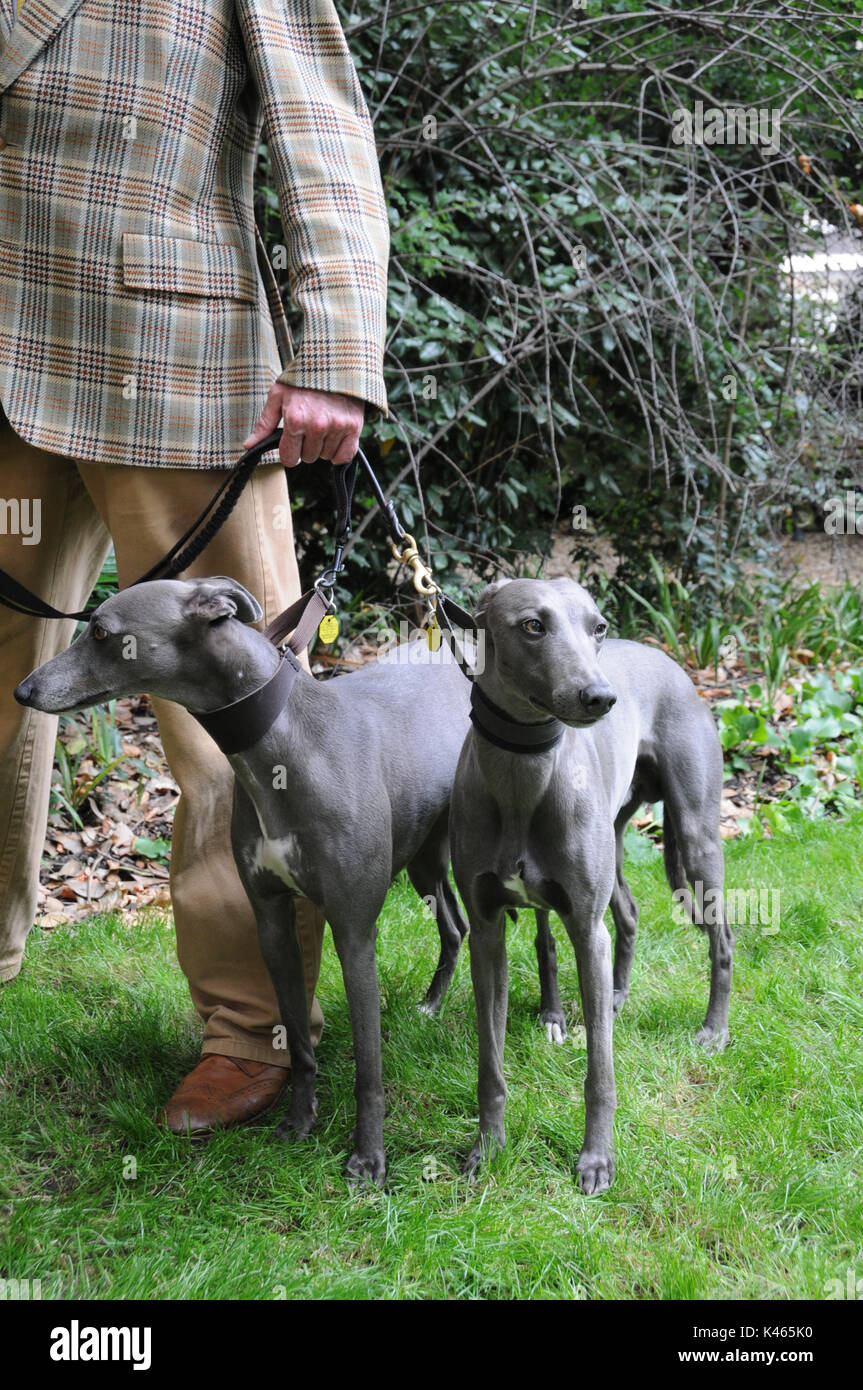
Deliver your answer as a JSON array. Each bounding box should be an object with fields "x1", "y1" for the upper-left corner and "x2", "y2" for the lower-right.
[
  {"x1": 406, "y1": 809, "x2": 469, "y2": 1017},
  {"x1": 534, "y1": 910, "x2": 568, "y2": 1043},
  {"x1": 662, "y1": 795, "x2": 734, "y2": 1051},
  {"x1": 463, "y1": 907, "x2": 510, "y2": 1176},
  {"x1": 608, "y1": 798, "x2": 642, "y2": 1016}
]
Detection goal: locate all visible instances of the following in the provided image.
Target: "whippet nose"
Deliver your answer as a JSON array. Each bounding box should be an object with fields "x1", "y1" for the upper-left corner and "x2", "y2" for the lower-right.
[
  {"x1": 578, "y1": 682, "x2": 617, "y2": 716},
  {"x1": 13, "y1": 678, "x2": 35, "y2": 706}
]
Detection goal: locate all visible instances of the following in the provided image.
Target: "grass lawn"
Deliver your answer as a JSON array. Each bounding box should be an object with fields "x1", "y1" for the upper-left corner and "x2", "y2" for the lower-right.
[{"x1": 1, "y1": 812, "x2": 862, "y2": 1301}]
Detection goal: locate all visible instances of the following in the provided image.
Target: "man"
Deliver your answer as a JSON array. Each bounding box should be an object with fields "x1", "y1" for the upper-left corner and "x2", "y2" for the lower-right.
[{"x1": 0, "y1": 0, "x2": 389, "y2": 1132}]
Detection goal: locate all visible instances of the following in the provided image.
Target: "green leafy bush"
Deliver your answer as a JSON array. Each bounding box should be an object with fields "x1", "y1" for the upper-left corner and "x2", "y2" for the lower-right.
[
  {"x1": 254, "y1": 1, "x2": 863, "y2": 621},
  {"x1": 718, "y1": 666, "x2": 863, "y2": 824}
]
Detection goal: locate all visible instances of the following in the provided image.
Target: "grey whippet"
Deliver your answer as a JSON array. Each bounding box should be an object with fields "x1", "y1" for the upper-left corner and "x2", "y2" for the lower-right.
[
  {"x1": 14, "y1": 575, "x2": 479, "y2": 1184},
  {"x1": 450, "y1": 576, "x2": 734, "y2": 1195},
  {"x1": 13, "y1": 574, "x2": 576, "y2": 1180}
]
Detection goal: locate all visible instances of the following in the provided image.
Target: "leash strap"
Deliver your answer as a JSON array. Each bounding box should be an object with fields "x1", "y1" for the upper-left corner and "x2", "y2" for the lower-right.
[
  {"x1": 263, "y1": 587, "x2": 331, "y2": 653},
  {"x1": 469, "y1": 682, "x2": 564, "y2": 754},
  {"x1": 356, "y1": 447, "x2": 406, "y2": 547},
  {"x1": 322, "y1": 455, "x2": 358, "y2": 582},
  {"x1": 0, "y1": 567, "x2": 94, "y2": 622},
  {"x1": 134, "y1": 428, "x2": 283, "y2": 585},
  {"x1": 435, "y1": 593, "x2": 478, "y2": 682},
  {"x1": 258, "y1": 456, "x2": 358, "y2": 657},
  {"x1": 0, "y1": 419, "x2": 481, "y2": 748},
  {"x1": 0, "y1": 428, "x2": 285, "y2": 621}
]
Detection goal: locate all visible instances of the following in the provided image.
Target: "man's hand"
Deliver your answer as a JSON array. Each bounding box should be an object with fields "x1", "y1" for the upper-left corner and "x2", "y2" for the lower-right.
[{"x1": 242, "y1": 383, "x2": 364, "y2": 469}]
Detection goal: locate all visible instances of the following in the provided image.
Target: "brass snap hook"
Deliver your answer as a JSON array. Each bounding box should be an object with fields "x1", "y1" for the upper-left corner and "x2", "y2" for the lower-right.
[{"x1": 389, "y1": 532, "x2": 438, "y2": 597}]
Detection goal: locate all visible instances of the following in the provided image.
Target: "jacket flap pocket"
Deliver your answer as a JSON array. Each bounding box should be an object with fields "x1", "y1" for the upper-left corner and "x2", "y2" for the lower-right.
[{"x1": 122, "y1": 233, "x2": 258, "y2": 302}]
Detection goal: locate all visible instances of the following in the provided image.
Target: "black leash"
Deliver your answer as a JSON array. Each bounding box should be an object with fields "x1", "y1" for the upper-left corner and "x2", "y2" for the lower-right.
[
  {"x1": 0, "y1": 426, "x2": 481, "y2": 746},
  {"x1": 184, "y1": 441, "x2": 479, "y2": 753},
  {"x1": 0, "y1": 429, "x2": 287, "y2": 621},
  {"x1": 0, "y1": 429, "x2": 361, "y2": 625},
  {"x1": 1, "y1": 423, "x2": 567, "y2": 755}
]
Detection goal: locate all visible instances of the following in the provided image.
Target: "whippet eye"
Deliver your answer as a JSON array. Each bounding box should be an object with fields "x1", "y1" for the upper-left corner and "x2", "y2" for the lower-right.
[
  {"x1": 92, "y1": 623, "x2": 108, "y2": 641},
  {"x1": 522, "y1": 619, "x2": 545, "y2": 634}
]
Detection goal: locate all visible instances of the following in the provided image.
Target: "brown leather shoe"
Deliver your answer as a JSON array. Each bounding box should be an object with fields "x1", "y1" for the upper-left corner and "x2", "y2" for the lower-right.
[{"x1": 159, "y1": 1055, "x2": 289, "y2": 1136}]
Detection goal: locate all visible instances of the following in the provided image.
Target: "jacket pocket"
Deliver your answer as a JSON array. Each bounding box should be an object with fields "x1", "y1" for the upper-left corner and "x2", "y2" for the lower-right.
[{"x1": 121, "y1": 233, "x2": 258, "y2": 302}]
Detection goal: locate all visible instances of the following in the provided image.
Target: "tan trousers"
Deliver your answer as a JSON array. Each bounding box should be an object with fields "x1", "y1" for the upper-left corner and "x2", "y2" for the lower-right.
[{"x1": 0, "y1": 405, "x2": 325, "y2": 1062}]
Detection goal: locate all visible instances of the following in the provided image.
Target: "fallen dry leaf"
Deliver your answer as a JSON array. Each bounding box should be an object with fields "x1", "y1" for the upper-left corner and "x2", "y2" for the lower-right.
[{"x1": 35, "y1": 912, "x2": 67, "y2": 929}]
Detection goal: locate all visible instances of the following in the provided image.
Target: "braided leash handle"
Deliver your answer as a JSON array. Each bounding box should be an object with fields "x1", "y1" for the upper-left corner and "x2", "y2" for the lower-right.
[{"x1": 133, "y1": 428, "x2": 283, "y2": 585}]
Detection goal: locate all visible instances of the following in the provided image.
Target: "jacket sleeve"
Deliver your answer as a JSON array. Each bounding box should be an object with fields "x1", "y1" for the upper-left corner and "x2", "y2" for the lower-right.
[{"x1": 235, "y1": 0, "x2": 389, "y2": 418}]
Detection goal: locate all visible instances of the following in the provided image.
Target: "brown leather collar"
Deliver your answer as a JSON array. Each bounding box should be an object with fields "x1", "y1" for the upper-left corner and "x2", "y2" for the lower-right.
[
  {"x1": 193, "y1": 586, "x2": 332, "y2": 755},
  {"x1": 194, "y1": 648, "x2": 302, "y2": 756}
]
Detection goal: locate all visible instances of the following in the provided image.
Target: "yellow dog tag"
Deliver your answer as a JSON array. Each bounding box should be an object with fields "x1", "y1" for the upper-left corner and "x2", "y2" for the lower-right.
[
  {"x1": 318, "y1": 614, "x2": 339, "y2": 644},
  {"x1": 427, "y1": 614, "x2": 442, "y2": 651}
]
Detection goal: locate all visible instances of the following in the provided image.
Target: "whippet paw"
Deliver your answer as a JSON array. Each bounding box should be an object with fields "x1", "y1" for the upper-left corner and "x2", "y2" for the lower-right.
[
  {"x1": 345, "y1": 1150, "x2": 386, "y2": 1188},
  {"x1": 462, "y1": 1146, "x2": 483, "y2": 1180},
  {"x1": 695, "y1": 1025, "x2": 730, "y2": 1054},
  {"x1": 576, "y1": 1151, "x2": 614, "y2": 1196},
  {"x1": 540, "y1": 1011, "x2": 567, "y2": 1045},
  {"x1": 612, "y1": 989, "x2": 629, "y2": 1016},
  {"x1": 273, "y1": 1110, "x2": 317, "y2": 1143},
  {"x1": 416, "y1": 999, "x2": 440, "y2": 1019},
  {"x1": 462, "y1": 1131, "x2": 505, "y2": 1178}
]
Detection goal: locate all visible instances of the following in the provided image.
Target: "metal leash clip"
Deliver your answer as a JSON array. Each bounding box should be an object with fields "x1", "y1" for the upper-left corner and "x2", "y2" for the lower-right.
[
  {"x1": 390, "y1": 532, "x2": 438, "y2": 597},
  {"x1": 313, "y1": 577, "x2": 340, "y2": 645},
  {"x1": 314, "y1": 566, "x2": 341, "y2": 595},
  {"x1": 313, "y1": 577, "x2": 338, "y2": 606},
  {"x1": 425, "y1": 591, "x2": 443, "y2": 651}
]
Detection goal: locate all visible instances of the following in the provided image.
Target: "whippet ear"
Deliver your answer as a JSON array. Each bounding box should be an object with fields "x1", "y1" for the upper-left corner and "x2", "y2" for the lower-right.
[
  {"x1": 185, "y1": 577, "x2": 263, "y2": 625},
  {"x1": 473, "y1": 578, "x2": 511, "y2": 626}
]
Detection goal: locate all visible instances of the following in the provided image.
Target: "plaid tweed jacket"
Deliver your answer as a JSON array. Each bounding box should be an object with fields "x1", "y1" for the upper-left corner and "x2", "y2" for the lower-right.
[{"x1": 0, "y1": 0, "x2": 389, "y2": 468}]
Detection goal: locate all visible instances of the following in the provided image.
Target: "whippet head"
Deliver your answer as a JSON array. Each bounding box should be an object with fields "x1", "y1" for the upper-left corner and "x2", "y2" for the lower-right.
[
  {"x1": 474, "y1": 576, "x2": 617, "y2": 726},
  {"x1": 14, "y1": 576, "x2": 265, "y2": 716}
]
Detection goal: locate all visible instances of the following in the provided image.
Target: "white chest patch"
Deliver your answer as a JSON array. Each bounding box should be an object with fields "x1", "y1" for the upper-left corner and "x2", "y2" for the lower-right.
[
  {"x1": 251, "y1": 835, "x2": 303, "y2": 893},
  {"x1": 501, "y1": 873, "x2": 533, "y2": 905}
]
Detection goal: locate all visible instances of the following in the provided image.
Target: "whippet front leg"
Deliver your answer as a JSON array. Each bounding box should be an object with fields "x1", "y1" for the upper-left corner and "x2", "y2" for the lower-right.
[
  {"x1": 566, "y1": 917, "x2": 616, "y2": 1194},
  {"x1": 463, "y1": 910, "x2": 509, "y2": 1175},
  {"x1": 534, "y1": 911, "x2": 567, "y2": 1043},
  {"x1": 328, "y1": 916, "x2": 386, "y2": 1186},
  {"x1": 253, "y1": 894, "x2": 319, "y2": 1140}
]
